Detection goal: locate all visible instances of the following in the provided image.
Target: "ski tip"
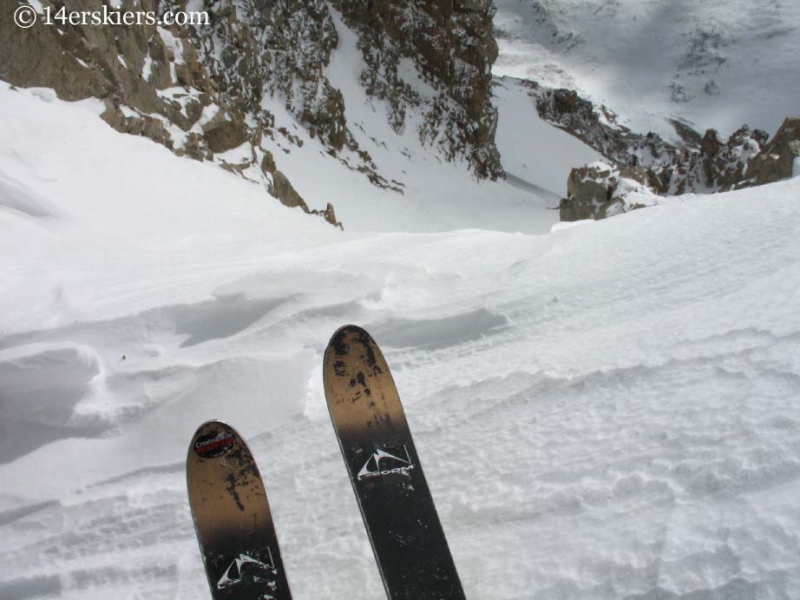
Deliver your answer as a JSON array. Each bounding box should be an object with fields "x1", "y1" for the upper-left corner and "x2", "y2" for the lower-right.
[
  {"x1": 328, "y1": 323, "x2": 368, "y2": 341},
  {"x1": 187, "y1": 419, "x2": 243, "y2": 464},
  {"x1": 325, "y1": 324, "x2": 376, "y2": 356}
]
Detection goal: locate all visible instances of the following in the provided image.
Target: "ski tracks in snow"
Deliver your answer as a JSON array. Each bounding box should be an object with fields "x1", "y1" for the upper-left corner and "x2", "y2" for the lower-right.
[{"x1": 2, "y1": 186, "x2": 800, "y2": 598}]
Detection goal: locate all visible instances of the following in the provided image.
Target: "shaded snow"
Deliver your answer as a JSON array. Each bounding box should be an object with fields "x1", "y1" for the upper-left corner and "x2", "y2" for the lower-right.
[{"x1": 493, "y1": 76, "x2": 605, "y2": 198}]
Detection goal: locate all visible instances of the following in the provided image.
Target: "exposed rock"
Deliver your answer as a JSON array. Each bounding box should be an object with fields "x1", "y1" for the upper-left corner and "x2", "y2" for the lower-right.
[
  {"x1": 0, "y1": 0, "x2": 349, "y2": 226},
  {"x1": 2, "y1": 0, "x2": 508, "y2": 231},
  {"x1": 527, "y1": 78, "x2": 794, "y2": 222},
  {"x1": 557, "y1": 119, "x2": 785, "y2": 222},
  {"x1": 259, "y1": 150, "x2": 340, "y2": 229},
  {"x1": 177, "y1": 133, "x2": 212, "y2": 162},
  {"x1": 560, "y1": 162, "x2": 659, "y2": 221},
  {"x1": 320, "y1": 203, "x2": 342, "y2": 229},
  {"x1": 653, "y1": 125, "x2": 767, "y2": 195},
  {"x1": 268, "y1": 171, "x2": 306, "y2": 210},
  {"x1": 669, "y1": 119, "x2": 704, "y2": 149},
  {"x1": 333, "y1": 0, "x2": 504, "y2": 179},
  {"x1": 100, "y1": 100, "x2": 173, "y2": 150},
  {"x1": 744, "y1": 117, "x2": 800, "y2": 186},
  {"x1": 532, "y1": 83, "x2": 680, "y2": 170},
  {"x1": 202, "y1": 109, "x2": 249, "y2": 154},
  {"x1": 619, "y1": 165, "x2": 659, "y2": 189},
  {"x1": 560, "y1": 163, "x2": 613, "y2": 222}
]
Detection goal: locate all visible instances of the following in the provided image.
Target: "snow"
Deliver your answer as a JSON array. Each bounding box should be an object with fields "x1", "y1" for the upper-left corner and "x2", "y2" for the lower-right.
[
  {"x1": 493, "y1": 77, "x2": 604, "y2": 198},
  {"x1": 2, "y1": 56, "x2": 800, "y2": 600},
  {"x1": 493, "y1": 0, "x2": 800, "y2": 140},
  {"x1": 142, "y1": 56, "x2": 153, "y2": 82},
  {"x1": 273, "y1": 7, "x2": 557, "y2": 233}
]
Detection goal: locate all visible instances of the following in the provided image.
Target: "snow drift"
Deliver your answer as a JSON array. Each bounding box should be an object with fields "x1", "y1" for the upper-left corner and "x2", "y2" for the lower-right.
[{"x1": 1, "y1": 77, "x2": 800, "y2": 599}]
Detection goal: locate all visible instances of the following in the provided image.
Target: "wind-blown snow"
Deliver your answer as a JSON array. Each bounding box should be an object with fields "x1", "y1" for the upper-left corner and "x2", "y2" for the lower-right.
[{"x1": 1, "y1": 80, "x2": 800, "y2": 600}]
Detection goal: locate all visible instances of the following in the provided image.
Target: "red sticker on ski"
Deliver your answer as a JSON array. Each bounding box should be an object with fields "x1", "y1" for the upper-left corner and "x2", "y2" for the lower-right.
[{"x1": 194, "y1": 431, "x2": 235, "y2": 459}]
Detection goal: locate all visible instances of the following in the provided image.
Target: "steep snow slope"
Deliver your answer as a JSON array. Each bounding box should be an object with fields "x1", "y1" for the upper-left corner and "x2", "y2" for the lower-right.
[
  {"x1": 2, "y1": 83, "x2": 800, "y2": 599},
  {"x1": 494, "y1": 0, "x2": 800, "y2": 139},
  {"x1": 252, "y1": 9, "x2": 557, "y2": 234},
  {"x1": 493, "y1": 77, "x2": 605, "y2": 197}
]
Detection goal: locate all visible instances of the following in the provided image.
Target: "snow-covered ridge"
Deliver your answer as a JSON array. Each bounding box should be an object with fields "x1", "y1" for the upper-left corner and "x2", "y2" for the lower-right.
[{"x1": 2, "y1": 76, "x2": 800, "y2": 599}]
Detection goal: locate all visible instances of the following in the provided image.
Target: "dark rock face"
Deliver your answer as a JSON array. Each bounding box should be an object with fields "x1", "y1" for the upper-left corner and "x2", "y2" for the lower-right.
[
  {"x1": 558, "y1": 119, "x2": 795, "y2": 221},
  {"x1": 660, "y1": 125, "x2": 768, "y2": 195},
  {"x1": 560, "y1": 164, "x2": 613, "y2": 222},
  {"x1": 0, "y1": 0, "x2": 338, "y2": 222},
  {"x1": 1, "y1": 0, "x2": 505, "y2": 229},
  {"x1": 202, "y1": 110, "x2": 249, "y2": 154},
  {"x1": 744, "y1": 117, "x2": 800, "y2": 186},
  {"x1": 527, "y1": 76, "x2": 797, "y2": 221},
  {"x1": 559, "y1": 162, "x2": 656, "y2": 221},
  {"x1": 535, "y1": 86, "x2": 675, "y2": 168},
  {"x1": 332, "y1": 0, "x2": 503, "y2": 179}
]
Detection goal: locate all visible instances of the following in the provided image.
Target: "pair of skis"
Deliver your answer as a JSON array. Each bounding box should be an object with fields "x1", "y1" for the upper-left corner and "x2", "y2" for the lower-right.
[{"x1": 186, "y1": 325, "x2": 465, "y2": 600}]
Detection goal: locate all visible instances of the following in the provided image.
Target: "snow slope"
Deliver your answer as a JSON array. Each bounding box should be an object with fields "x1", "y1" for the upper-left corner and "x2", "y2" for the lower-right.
[
  {"x1": 2, "y1": 83, "x2": 800, "y2": 600},
  {"x1": 493, "y1": 77, "x2": 605, "y2": 198},
  {"x1": 252, "y1": 8, "x2": 559, "y2": 234},
  {"x1": 494, "y1": 0, "x2": 800, "y2": 140}
]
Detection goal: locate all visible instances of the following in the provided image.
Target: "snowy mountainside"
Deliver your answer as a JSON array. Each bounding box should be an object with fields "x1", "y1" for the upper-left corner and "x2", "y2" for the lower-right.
[
  {"x1": 257, "y1": 11, "x2": 560, "y2": 231},
  {"x1": 493, "y1": 0, "x2": 800, "y2": 140},
  {"x1": 1, "y1": 0, "x2": 508, "y2": 227},
  {"x1": 2, "y1": 82, "x2": 800, "y2": 599}
]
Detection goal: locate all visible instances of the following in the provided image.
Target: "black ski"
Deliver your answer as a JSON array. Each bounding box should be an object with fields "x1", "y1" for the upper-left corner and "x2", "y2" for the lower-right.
[
  {"x1": 323, "y1": 324, "x2": 466, "y2": 600},
  {"x1": 187, "y1": 420, "x2": 292, "y2": 600}
]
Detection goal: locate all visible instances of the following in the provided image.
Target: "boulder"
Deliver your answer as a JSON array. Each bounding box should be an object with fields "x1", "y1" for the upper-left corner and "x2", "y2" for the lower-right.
[
  {"x1": 559, "y1": 163, "x2": 615, "y2": 221},
  {"x1": 744, "y1": 117, "x2": 800, "y2": 186},
  {"x1": 560, "y1": 162, "x2": 660, "y2": 221},
  {"x1": 202, "y1": 109, "x2": 249, "y2": 154}
]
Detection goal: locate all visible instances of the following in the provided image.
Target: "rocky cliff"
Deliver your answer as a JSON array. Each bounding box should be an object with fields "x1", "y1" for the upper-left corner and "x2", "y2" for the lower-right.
[
  {"x1": 333, "y1": 0, "x2": 503, "y2": 179},
  {"x1": 1, "y1": 0, "x2": 504, "y2": 227},
  {"x1": 528, "y1": 82, "x2": 799, "y2": 221}
]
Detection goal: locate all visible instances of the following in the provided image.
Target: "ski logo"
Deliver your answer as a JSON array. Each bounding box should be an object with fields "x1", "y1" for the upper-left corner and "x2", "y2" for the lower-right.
[
  {"x1": 357, "y1": 445, "x2": 415, "y2": 480},
  {"x1": 194, "y1": 430, "x2": 235, "y2": 459},
  {"x1": 217, "y1": 547, "x2": 277, "y2": 592}
]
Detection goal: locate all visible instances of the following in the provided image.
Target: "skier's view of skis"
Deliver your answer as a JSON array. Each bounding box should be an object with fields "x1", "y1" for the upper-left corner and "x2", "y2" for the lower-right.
[
  {"x1": 324, "y1": 325, "x2": 466, "y2": 600},
  {"x1": 187, "y1": 421, "x2": 292, "y2": 600},
  {"x1": 2, "y1": 0, "x2": 800, "y2": 598}
]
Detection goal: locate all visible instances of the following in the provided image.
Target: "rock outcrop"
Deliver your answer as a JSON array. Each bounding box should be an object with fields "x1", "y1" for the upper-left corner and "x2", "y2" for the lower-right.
[
  {"x1": 534, "y1": 84, "x2": 677, "y2": 169},
  {"x1": 659, "y1": 125, "x2": 768, "y2": 195},
  {"x1": 332, "y1": 0, "x2": 503, "y2": 179},
  {"x1": 1, "y1": 0, "x2": 505, "y2": 229},
  {"x1": 559, "y1": 162, "x2": 658, "y2": 221},
  {"x1": 744, "y1": 117, "x2": 800, "y2": 186},
  {"x1": 559, "y1": 118, "x2": 797, "y2": 221},
  {"x1": 0, "y1": 0, "x2": 339, "y2": 223},
  {"x1": 531, "y1": 76, "x2": 799, "y2": 221}
]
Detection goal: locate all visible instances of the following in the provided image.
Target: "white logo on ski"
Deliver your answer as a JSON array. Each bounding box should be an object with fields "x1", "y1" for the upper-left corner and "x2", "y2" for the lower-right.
[
  {"x1": 357, "y1": 445, "x2": 415, "y2": 480},
  {"x1": 217, "y1": 548, "x2": 276, "y2": 591}
]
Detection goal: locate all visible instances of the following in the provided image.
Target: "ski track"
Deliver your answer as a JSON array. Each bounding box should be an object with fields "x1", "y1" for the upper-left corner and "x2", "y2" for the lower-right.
[
  {"x1": 1, "y1": 78, "x2": 800, "y2": 599},
  {"x1": 2, "y1": 182, "x2": 800, "y2": 599}
]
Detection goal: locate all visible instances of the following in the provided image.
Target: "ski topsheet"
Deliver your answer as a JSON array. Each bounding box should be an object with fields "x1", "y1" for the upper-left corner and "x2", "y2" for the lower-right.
[
  {"x1": 187, "y1": 420, "x2": 292, "y2": 600},
  {"x1": 323, "y1": 325, "x2": 466, "y2": 600}
]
